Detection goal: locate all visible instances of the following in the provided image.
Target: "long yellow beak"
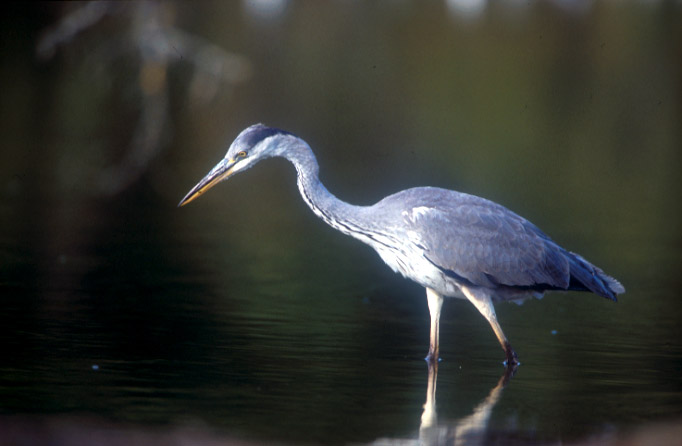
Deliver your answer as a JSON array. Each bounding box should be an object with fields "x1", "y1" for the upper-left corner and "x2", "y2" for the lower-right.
[{"x1": 178, "y1": 158, "x2": 237, "y2": 207}]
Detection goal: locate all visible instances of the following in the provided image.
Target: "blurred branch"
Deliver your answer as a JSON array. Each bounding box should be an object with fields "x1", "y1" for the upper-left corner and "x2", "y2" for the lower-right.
[
  {"x1": 36, "y1": 1, "x2": 117, "y2": 60},
  {"x1": 37, "y1": 1, "x2": 251, "y2": 196}
]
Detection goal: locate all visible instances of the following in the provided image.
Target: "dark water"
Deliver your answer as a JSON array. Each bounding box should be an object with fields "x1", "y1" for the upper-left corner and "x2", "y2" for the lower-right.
[
  {"x1": 1, "y1": 190, "x2": 680, "y2": 445},
  {"x1": 1, "y1": 2, "x2": 681, "y2": 445}
]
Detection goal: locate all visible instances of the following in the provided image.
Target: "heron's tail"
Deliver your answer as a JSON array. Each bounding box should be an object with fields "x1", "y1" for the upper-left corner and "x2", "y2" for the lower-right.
[{"x1": 567, "y1": 252, "x2": 625, "y2": 301}]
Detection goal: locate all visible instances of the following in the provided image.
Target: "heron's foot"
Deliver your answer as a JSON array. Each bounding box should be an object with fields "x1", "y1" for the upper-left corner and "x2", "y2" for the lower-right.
[
  {"x1": 424, "y1": 351, "x2": 441, "y2": 364},
  {"x1": 503, "y1": 344, "x2": 520, "y2": 368}
]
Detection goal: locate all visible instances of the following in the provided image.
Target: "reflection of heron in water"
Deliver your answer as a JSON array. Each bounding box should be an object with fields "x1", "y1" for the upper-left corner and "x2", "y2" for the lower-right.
[
  {"x1": 367, "y1": 362, "x2": 515, "y2": 446},
  {"x1": 180, "y1": 124, "x2": 624, "y2": 365},
  {"x1": 419, "y1": 363, "x2": 515, "y2": 446}
]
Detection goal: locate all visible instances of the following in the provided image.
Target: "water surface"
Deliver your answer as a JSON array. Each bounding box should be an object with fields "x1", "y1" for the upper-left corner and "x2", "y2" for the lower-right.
[{"x1": 1, "y1": 195, "x2": 680, "y2": 444}]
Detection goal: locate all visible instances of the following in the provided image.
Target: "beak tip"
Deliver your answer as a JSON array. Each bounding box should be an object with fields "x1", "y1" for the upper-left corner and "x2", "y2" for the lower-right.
[
  {"x1": 177, "y1": 192, "x2": 197, "y2": 208},
  {"x1": 178, "y1": 159, "x2": 234, "y2": 209}
]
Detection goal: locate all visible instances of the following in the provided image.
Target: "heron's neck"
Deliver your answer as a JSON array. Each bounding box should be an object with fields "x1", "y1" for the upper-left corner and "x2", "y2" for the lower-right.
[{"x1": 282, "y1": 143, "x2": 369, "y2": 238}]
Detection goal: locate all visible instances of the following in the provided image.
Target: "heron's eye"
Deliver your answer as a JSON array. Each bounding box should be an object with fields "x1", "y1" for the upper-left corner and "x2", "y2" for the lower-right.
[{"x1": 237, "y1": 151, "x2": 247, "y2": 158}]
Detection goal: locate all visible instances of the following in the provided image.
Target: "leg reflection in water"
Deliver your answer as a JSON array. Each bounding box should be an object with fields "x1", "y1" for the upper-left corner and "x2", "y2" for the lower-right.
[{"x1": 419, "y1": 363, "x2": 517, "y2": 446}]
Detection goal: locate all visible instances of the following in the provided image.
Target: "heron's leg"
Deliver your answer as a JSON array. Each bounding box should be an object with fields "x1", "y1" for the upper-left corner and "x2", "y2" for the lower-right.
[
  {"x1": 460, "y1": 286, "x2": 519, "y2": 366},
  {"x1": 425, "y1": 287, "x2": 444, "y2": 363}
]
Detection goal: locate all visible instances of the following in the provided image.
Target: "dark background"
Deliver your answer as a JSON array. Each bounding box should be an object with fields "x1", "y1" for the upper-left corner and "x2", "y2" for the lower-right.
[{"x1": 1, "y1": 2, "x2": 680, "y2": 445}]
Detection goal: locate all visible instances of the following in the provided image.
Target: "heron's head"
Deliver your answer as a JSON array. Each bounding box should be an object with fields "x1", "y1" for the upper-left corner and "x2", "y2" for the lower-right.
[{"x1": 178, "y1": 124, "x2": 297, "y2": 206}]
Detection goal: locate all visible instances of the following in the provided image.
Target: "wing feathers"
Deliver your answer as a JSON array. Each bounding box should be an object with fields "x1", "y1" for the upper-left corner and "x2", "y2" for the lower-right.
[{"x1": 391, "y1": 188, "x2": 623, "y2": 298}]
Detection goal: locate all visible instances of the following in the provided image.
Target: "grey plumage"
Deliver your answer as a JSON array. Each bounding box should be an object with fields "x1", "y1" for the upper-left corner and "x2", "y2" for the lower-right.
[
  {"x1": 179, "y1": 124, "x2": 625, "y2": 366},
  {"x1": 372, "y1": 187, "x2": 623, "y2": 300}
]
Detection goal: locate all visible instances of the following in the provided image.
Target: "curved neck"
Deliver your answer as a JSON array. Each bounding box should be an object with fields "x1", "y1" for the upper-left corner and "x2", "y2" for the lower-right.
[{"x1": 281, "y1": 142, "x2": 369, "y2": 239}]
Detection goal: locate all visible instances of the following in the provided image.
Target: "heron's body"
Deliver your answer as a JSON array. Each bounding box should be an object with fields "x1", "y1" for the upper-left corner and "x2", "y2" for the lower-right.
[
  {"x1": 365, "y1": 187, "x2": 622, "y2": 301},
  {"x1": 180, "y1": 124, "x2": 624, "y2": 366}
]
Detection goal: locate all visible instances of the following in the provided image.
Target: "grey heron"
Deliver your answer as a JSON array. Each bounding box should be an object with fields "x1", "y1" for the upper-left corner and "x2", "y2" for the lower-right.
[{"x1": 179, "y1": 124, "x2": 625, "y2": 366}]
